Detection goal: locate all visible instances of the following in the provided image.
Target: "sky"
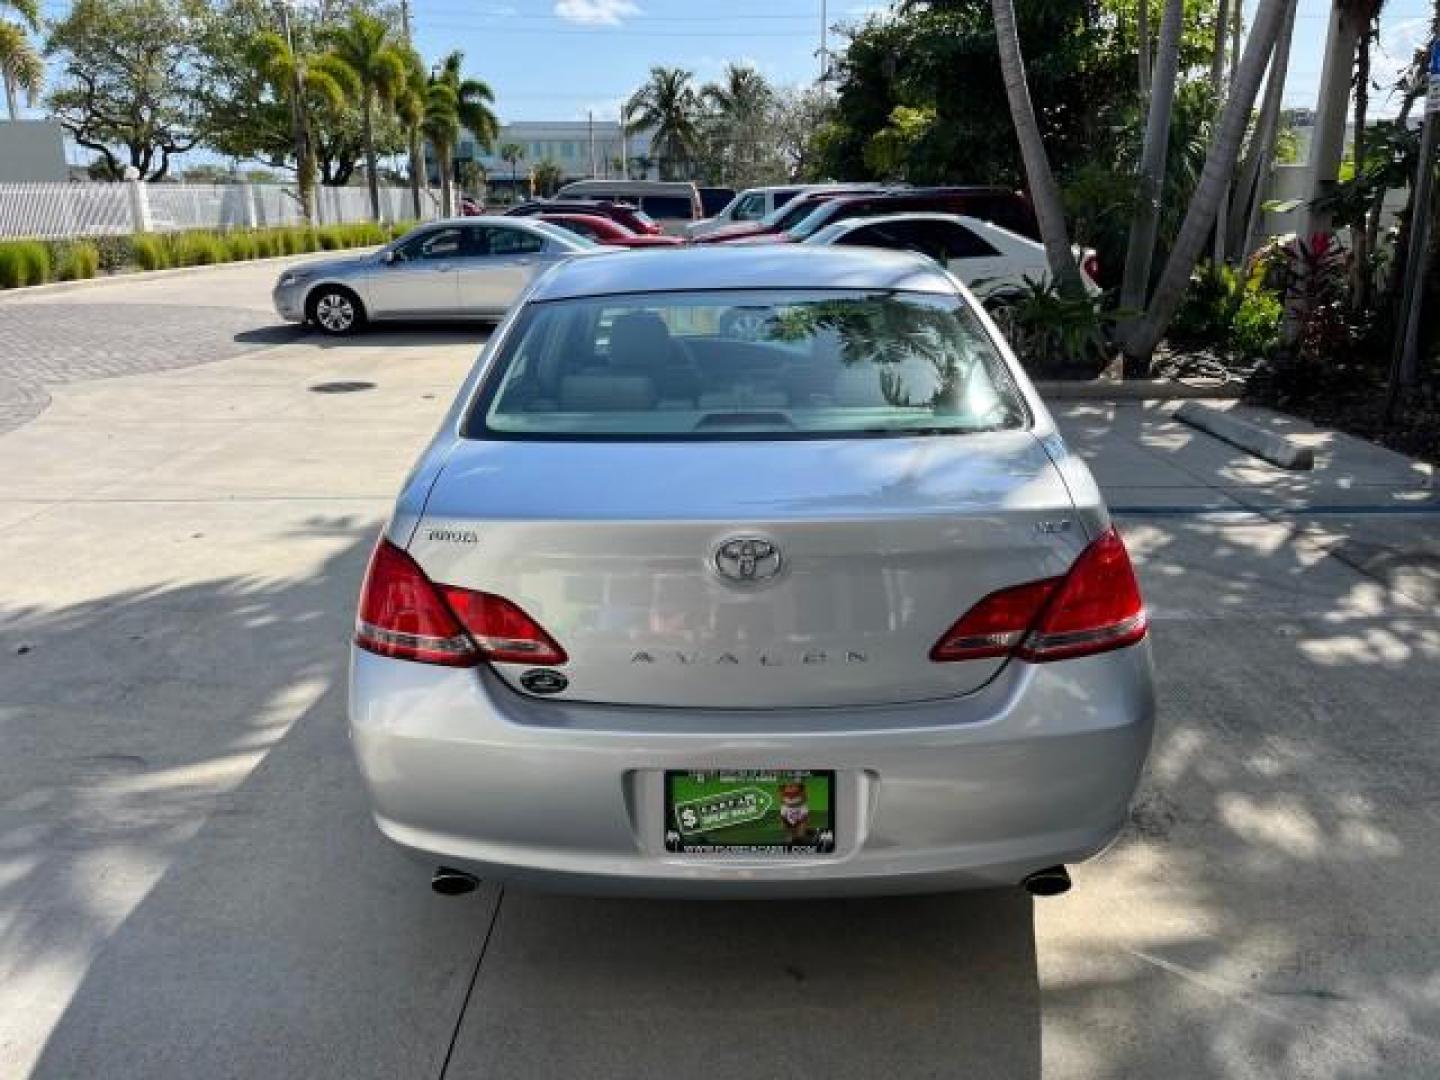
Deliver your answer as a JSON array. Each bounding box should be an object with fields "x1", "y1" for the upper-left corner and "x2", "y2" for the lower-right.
[
  {"x1": 24, "y1": 0, "x2": 1440, "y2": 136},
  {"x1": 399, "y1": 0, "x2": 1437, "y2": 122}
]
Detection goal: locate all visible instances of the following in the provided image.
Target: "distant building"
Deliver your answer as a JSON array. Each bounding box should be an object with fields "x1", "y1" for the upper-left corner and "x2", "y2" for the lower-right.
[
  {"x1": 0, "y1": 121, "x2": 68, "y2": 183},
  {"x1": 437, "y1": 119, "x2": 656, "y2": 197}
]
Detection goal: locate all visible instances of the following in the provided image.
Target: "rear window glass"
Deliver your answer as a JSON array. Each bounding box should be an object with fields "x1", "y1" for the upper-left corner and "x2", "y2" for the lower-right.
[
  {"x1": 468, "y1": 290, "x2": 1026, "y2": 440},
  {"x1": 640, "y1": 195, "x2": 696, "y2": 219}
]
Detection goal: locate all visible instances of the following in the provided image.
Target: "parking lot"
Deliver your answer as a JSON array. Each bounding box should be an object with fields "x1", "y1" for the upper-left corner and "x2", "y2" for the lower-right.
[{"x1": 2, "y1": 258, "x2": 1438, "y2": 1078}]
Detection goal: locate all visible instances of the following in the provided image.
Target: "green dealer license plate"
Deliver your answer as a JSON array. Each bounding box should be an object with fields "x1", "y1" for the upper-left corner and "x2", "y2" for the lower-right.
[{"x1": 664, "y1": 770, "x2": 836, "y2": 855}]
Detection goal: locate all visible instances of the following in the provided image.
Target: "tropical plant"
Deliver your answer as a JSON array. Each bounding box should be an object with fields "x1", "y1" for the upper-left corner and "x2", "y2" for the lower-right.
[
  {"x1": 393, "y1": 48, "x2": 430, "y2": 220},
  {"x1": 989, "y1": 0, "x2": 1083, "y2": 293},
  {"x1": 249, "y1": 29, "x2": 357, "y2": 222},
  {"x1": 499, "y1": 142, "x2": 525, "y2": 197},
  {"x1": 432, "y1": 50, "x2": 498, "y2": 216},
  {"x1": 532, "y1": 159, "x2": 563, "y2": 197},
  {"x1": 1120, "y1": 0, "x2": 1293, "y2": 364},
  {"x1": 700, "y1": 63, "x2": 774, "y2": 185},
  {"x1": 626, "y1": 66, "x2": 701, "y2": 180},
  {"x1": 0, "y1": 5, "x2": 42, "y2": 121},
  {"x1": 328, "y1": 11, "x2": 407, "y2": 220},
  {"x1": 421, "y1": 78, "x2": 459, "y2": 215},
  {"x1": 988, "y1": 280, "x2": 1120, "y2": 377}
]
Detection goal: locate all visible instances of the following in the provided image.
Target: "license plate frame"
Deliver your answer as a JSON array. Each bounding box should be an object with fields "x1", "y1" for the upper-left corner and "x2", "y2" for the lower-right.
[{"x1": 663, "y1": 769, "x2": 837, "y2": 855}]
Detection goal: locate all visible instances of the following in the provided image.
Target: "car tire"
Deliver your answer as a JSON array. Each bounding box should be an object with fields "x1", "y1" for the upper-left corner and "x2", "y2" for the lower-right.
[{"x1": 308, "y1": 287, "x2": 366, "y2": 336}]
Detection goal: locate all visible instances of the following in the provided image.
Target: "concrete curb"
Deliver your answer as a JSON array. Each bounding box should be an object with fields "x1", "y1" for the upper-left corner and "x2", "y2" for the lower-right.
[
  {"x1": 1035, "y1": 378, "x2": 1244, "y2": 400},
  {"x1": 0, "y1": 247, "x2": 381, "y2": 302},
  {"x1": 1175, "y1": 401, "x2": 1315, "y2": 471}
]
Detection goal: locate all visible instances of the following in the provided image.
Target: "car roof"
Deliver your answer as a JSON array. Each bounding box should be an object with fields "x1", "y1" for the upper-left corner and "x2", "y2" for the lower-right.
[
  {"x1": 529, "y1": 245, "x2": 957, "y2": 301},
  {"x1": 820, "y1": 212, "x2": 987, "y2": 234}
]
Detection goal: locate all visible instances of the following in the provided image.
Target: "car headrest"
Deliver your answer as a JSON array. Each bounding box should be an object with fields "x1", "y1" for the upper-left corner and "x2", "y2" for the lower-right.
[{"x1": 609, "y1": 312, "x2": 672, "y2": 369}]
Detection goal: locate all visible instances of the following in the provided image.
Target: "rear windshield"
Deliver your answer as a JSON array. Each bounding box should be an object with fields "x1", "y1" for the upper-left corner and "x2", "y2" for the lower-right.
[
  {"x1": 468, "y1": 290, "x2": 1026, "y2": 440},
  {"x1": 639, "y1": 195, "x2": 697, "y2": 219}
]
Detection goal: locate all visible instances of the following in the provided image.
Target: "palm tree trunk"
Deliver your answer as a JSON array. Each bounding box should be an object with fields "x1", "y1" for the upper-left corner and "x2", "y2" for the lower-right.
[
  {"x1": 989, "y1": 0, "x2": 1082, "y2": 293},
  {"x1": 1119, "y1": 0, "x2": 1185, "y2": 316},
  {"x1": 1210, "y1": 0, "x2": 1228, "y2": 86},
  {"x1": 3, "y1": 70, "x2": 17, "y2": 121},
  {"x1": 1349, "y1": 23, "x2": 1371, "y2": 311},
  {"x1": 362, "y1": 90, "x2": 381, "y2": 221},
  {"x1": 408, "y1": 128, "x2": 424, "y2": 220},
  {"x1": 1301, "y1": 2, "x2": 1364, "y2": 239},
  {"x1": 1137, "y1": 0, "x2": 1151, "y2": 102},
  {"x1": 1122, "y1": 0, "x2": 1295, "y2": 363},
  {"x1": 439, "y1": 143, "x2": 454, "y2": 217},
  {"x1": 1227, "y1": 0, "x2": 1297, "y2": 256}
]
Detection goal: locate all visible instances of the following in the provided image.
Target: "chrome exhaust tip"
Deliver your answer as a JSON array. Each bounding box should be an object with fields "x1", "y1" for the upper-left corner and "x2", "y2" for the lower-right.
[
  {"x1": 1021, "y1": 865, "x2": 1071, "y2": 897},
  {"x1": 431, "y1": 867, "x2": 480, "y2": 896}
]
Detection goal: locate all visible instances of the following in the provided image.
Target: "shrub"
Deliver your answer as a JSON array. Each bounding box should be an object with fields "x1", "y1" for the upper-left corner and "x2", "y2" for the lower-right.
[
  {"x1": 92, "y1": 234, "x2": 134, "y2": 273},
  {"x1": 132, "y1": 234, "x2": 172, "y2": 271},
  {"x1": 223, "y1": 232, "x2": 257, "y2": 261},
  {"x1": 52, "y1": 240, "x2": 101, "y2": 281},
  {"x1": 0, "y1": 240, "x2": 52, "y2": 287},
  {"x1": 988, "y1": 279, "x2": 1118, "y2": 378},
  {"x1": 173, "y1": 231, "x2": 229, "y2": 266},
  {"x1": 1170, "y1": 262, "x2": 1244, "y2": 345},
  {"x1": 1230, "y1": 289, "x2": 1283, "y2": 359}
]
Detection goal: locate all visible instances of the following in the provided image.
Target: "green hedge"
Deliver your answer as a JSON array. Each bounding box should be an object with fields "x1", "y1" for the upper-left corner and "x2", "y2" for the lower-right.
[{"x1": 0, "y1": 221, "x2": 410, "y2": 290}]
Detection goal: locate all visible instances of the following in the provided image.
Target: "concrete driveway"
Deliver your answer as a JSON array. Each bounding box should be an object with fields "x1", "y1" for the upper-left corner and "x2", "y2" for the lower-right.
[{"x1": 1, "y1": 260, "x2": 1437, "y2": 1079}]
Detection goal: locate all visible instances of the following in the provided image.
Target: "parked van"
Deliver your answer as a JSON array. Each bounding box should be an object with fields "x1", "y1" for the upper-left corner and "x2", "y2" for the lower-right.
[{"x1": 553, "y1": 180, "x2": 702, "y2": 235}]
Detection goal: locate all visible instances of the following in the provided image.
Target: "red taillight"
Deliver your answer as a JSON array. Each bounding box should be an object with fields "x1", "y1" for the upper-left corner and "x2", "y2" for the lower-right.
[
  {"x1": 355, "y1": 539, "x2": 566, "y2": 667},
  {"x1": 930, "y1": 527, "x2": 1147, "y2": 665},
  {"x1": 437, "y1": 586, "x2": 567, "y2": 665},
  {"x1": 1082, "y1": 252, "x2": 1102, "y2": 282}
]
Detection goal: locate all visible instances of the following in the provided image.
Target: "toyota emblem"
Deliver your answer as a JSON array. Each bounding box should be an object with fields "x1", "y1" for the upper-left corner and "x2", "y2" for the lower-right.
[{"x1": 714, "y1": 536, "x2": 782, "y2": 584}]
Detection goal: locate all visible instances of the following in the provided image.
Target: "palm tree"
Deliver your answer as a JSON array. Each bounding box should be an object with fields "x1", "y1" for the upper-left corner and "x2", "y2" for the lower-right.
[
  {"x1": 1118, "y1": 0, "x2": 1185, "y2": 315},
  {"x1": 626, "y1": 67, "x2": 700, "y2": 180},
  {"x1": 0, "y1": 19, "x2": 41, "y2": 121},
  {"x1": 1121, "y1": 0, "x2": 1294, "y2": 363},
  {"x1": 329, "y1": 12, "x2": 407, "y2": 221},
  {"x1": 394, "y1": 50, "x2": 431, "y2": 221},
  {"x1": 702, "y1": 64, "x2": 773, "y2": 185},
  {"x1": 1, "y1": 0, "x2": 40, "y2": 122},
  {"x1": 434, "y1": 51, "x2": 499, "y2": 217},
  {"x1": 532, "y1": 159, "x2": 563, "y2": 197},
  {"x1": 499, "y1": 142, "x2": 524, "y2": 199},
  {"x1": 251, "y1": 31, "x2": 357, "y2": 223},
  {"x1": 989, "y1": 0, "x2": 1082, "y2": 293},
  {"x1": 422, "y1": 79, "x2": 459, "y2": 217}
]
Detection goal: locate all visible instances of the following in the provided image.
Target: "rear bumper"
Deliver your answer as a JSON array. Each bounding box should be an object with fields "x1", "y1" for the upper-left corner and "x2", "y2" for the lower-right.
[{"x1": 348, "y1": 643, "x2": 1155, "y2": 897}]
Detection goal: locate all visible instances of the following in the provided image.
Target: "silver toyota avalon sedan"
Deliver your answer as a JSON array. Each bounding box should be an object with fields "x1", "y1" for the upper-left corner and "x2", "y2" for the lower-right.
[
  {"x1": 271, "y1": 217, "x2": 600, "y2": 334},
  {"x1": 349, "y1": 245, "x2": 1155, "y2": 898}
]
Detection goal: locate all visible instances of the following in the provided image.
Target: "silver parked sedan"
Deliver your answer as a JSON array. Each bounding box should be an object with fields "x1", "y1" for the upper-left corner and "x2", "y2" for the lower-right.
[
  {"x1": 272, "y1": 217, "x2": 600, "y2": 334},
  {"x1": 349, "y1": 245, "x2": 1154, "y2": 898}
]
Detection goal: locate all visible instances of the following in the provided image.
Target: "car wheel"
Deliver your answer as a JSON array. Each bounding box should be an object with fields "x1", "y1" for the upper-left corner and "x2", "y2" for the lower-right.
[
  {"x1": 719, "y1": 307, "x2": 768, "y2": 341},
  {"x1": 309, "y1": 287, "x2": 365, "y2": 336}
]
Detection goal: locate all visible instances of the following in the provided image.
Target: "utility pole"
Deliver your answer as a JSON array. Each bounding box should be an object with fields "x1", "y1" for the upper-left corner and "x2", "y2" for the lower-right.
[
  {"x1": 1386, "y1": 40, "x2": 1440, "y2": 419},
  {"x1": 818, "y1": 0, "x2": 828, "y2": 91},
  {"x1": 400, "y1": 0, "x2": 412, "y2": 41}
]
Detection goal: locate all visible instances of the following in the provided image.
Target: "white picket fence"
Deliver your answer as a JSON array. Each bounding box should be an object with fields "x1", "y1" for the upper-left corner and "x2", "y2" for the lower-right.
[{"x1": 0, "y1": 181, "x2": 437, "y2": 240}]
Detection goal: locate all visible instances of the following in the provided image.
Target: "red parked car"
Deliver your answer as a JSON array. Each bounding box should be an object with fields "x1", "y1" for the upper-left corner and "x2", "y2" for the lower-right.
[
  {"x1": 537, "y1": 213, "x2": 685, "y2": 248},
  {"x1": 505, "y1": 200, "x2": 662, "y2": 236}
]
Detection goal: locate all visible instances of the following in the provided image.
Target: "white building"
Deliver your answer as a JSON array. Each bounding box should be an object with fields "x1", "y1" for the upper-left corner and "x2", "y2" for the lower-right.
[
  {"x1": 449, "y1": 120, "x2": 655, "y2": 196},
  {"x1": 0, "y1": 121, "x2": 68, "y2": 183}
]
